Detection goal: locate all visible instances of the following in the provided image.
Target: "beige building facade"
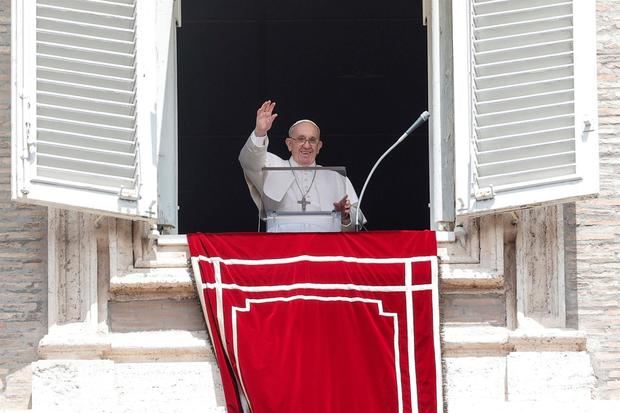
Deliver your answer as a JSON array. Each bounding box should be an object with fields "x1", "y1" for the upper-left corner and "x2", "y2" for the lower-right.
[{"x1": 1, "y1": 0, "x2": 620, "y2": 412}]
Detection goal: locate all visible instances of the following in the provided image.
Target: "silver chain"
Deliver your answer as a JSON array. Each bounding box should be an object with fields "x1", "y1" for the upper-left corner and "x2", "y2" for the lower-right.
[{"x1": 288, "y1": 159, "x2": 317, "y2": 206}]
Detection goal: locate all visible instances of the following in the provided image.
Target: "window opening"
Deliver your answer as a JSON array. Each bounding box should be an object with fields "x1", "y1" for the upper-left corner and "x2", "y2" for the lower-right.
[{"x1": 177, "y1": 0, "x2": 429, "y2": 232}]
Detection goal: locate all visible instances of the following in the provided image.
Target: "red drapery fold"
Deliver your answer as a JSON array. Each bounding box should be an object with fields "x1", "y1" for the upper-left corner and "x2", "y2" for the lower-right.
[{"x1": 188, "y1": 230, "x2": 441, "y2": 413}]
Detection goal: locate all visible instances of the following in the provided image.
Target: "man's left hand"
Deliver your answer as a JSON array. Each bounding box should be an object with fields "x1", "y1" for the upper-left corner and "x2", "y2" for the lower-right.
[{"x1": 333, "y1": 196, "x2": 351, "y2": 224}]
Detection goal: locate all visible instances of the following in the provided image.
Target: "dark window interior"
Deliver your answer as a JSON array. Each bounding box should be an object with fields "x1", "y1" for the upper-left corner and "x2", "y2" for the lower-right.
[{"x1": 177, "y1": 0, "x2": 429, "y2": 233}]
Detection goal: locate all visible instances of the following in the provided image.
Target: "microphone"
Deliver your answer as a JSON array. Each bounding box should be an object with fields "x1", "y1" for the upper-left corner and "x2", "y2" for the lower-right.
[{"x1": 355, "y1": 111, "x2": 430, "y2": 231}]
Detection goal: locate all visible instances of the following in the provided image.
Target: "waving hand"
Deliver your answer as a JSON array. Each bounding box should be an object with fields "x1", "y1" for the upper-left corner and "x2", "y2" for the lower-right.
[{"x1": 255, "y1": 100, "x2": 278, "y2": 137}]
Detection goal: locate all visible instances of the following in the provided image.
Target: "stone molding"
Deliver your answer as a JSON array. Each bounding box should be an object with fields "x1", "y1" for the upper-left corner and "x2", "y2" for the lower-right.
[
  {"x1": 38, "y1": 328, "x2": 214, "y2": 363},
  {"x1": 443, "y1": 326, "x2": 587, "y2": 356},
  {"x1": 110, "y1": 267, "x2": 196, "y2": 301}
]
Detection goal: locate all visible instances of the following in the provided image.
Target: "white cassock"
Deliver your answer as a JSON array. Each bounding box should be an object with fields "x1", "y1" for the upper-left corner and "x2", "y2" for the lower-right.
[{"x1": 239, "y1": 131, "x2": 365, "y2": 232}]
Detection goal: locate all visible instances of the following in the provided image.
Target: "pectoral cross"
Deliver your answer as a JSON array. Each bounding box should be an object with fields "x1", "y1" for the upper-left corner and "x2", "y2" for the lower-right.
[{"x1": 298, "y1": 196, "x2": 309, "y2": 211}]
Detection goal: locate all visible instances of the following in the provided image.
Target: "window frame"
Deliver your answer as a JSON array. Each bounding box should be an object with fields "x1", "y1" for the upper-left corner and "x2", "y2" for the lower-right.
[
  {"x1": 12, "y1": 0, "x2": 598, "y2": 232},
  {"x1": 427, "y1": 0, "x2": 456, "y2": 230}
]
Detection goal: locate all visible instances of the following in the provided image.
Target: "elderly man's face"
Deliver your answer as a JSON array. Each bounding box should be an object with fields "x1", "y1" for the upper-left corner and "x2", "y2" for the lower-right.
[{"x1": 285, "y1": 122, "x2": 323, "y2": 166}]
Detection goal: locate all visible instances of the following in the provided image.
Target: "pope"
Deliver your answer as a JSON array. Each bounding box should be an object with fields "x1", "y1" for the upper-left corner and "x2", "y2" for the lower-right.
[{"x1": 239, "y1": 100, "x2": 365, "y2": 232}]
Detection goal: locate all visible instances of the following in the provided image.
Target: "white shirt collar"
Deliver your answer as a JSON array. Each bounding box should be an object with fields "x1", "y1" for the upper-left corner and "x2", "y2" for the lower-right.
[{"x1": 288, "y1": 157, "x2": 317, "y2": 167}]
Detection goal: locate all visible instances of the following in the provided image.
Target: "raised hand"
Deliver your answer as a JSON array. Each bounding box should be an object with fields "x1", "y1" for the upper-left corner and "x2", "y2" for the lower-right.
[{"x1": 255, "y1": 100, "x2": 278, "y2": 137}]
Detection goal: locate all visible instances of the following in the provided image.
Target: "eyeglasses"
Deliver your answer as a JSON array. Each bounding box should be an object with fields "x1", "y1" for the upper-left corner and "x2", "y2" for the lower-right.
[{"x1": 290, "y1": 136, "x2": 320, "y2": 146}]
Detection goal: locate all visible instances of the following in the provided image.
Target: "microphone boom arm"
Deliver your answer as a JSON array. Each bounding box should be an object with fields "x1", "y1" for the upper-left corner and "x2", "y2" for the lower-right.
[{"x1": 355, "y1": 111, "x2": 430, "y2": 231}]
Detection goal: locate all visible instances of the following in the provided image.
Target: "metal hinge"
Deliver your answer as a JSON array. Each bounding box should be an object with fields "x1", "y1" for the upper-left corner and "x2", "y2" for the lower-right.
[
  {"x1": 583, "y1": 119, "x2": 595, "y2": 133},
  {"x1": 21, "y1": 122, "x2": 35, "y2": 160},
  {"x1": 474, "y1": 185, "x2": 495, "y2": 201},
  {"x1": 119, "y1": 186, "x2": 139, "y2": 201},
  {"x1": 146, "y1": 200, "x2": 157, "y2": 218}
]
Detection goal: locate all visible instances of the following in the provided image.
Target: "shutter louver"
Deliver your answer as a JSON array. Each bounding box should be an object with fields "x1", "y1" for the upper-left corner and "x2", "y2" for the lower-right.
[
  {"x1": 35, "y1": 0, "x2": 139, "y2": 195},
  {"x1": 453, "y1": 0, "x2": 598, "y2": 215},
  {"x1": 471, "y1": 0, "x2": 576, "y2": 190},
  {"x1": 14, "y1": 0, "x2": 176, "y2": 220}
]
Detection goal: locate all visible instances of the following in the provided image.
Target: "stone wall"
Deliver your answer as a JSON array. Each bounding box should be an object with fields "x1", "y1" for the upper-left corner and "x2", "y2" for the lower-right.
[
  {"x1": 573, "y1": 0, "x2": 620, "y2": 399},
  {"x1": 0, "y1": 0, "x2": 619, "y2": 408},
  {"x1": 0, "y1": 0, "x2": 48, "y2": 408}
]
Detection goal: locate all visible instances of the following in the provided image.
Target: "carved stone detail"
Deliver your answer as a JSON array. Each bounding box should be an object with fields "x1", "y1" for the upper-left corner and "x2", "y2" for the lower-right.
[
  {"x1": 515, "y1": 205, "x2": 566, "y2": 329},
  {"x1": 132, "y1": 221, "x2": 189, "y2": 268},
  {"x1": 47, "y1": 208, "x2": 99, "y2": 330},
  {"x1": 440, "y1": 214, "x2": 505, "y2": 289}
]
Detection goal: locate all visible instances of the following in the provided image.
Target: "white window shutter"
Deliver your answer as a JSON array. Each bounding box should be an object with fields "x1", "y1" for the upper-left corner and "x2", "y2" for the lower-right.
[
  {"x1": 453, "y1": 0, "x2": 598, "y2": 216},
  {"x1": 12, "y1": 0, "x2": 175, "y2": 221}
]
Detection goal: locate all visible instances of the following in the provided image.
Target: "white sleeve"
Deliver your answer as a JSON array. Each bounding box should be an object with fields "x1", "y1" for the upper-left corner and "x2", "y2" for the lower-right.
[
  {"x1": 250, "y1": 131, "x2": 268, "y2": 147},
  {"x1": 239, "y1": 131, "x2": 289, "y2": 214},
  {"x1": 239, "y1": 131, "x2": 270, "y2": 204}
]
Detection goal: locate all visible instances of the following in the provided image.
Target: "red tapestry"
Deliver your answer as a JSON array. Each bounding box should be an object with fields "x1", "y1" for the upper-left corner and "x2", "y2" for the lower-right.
[{"x1": 188, "y1": 231, "x2": 442, "y2": 413}]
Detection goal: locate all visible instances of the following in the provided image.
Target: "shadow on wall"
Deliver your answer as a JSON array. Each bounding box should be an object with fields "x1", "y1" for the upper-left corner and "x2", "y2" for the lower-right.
[{"x1": 563, "y1": 202, "x2": 578, "y2": 330}]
